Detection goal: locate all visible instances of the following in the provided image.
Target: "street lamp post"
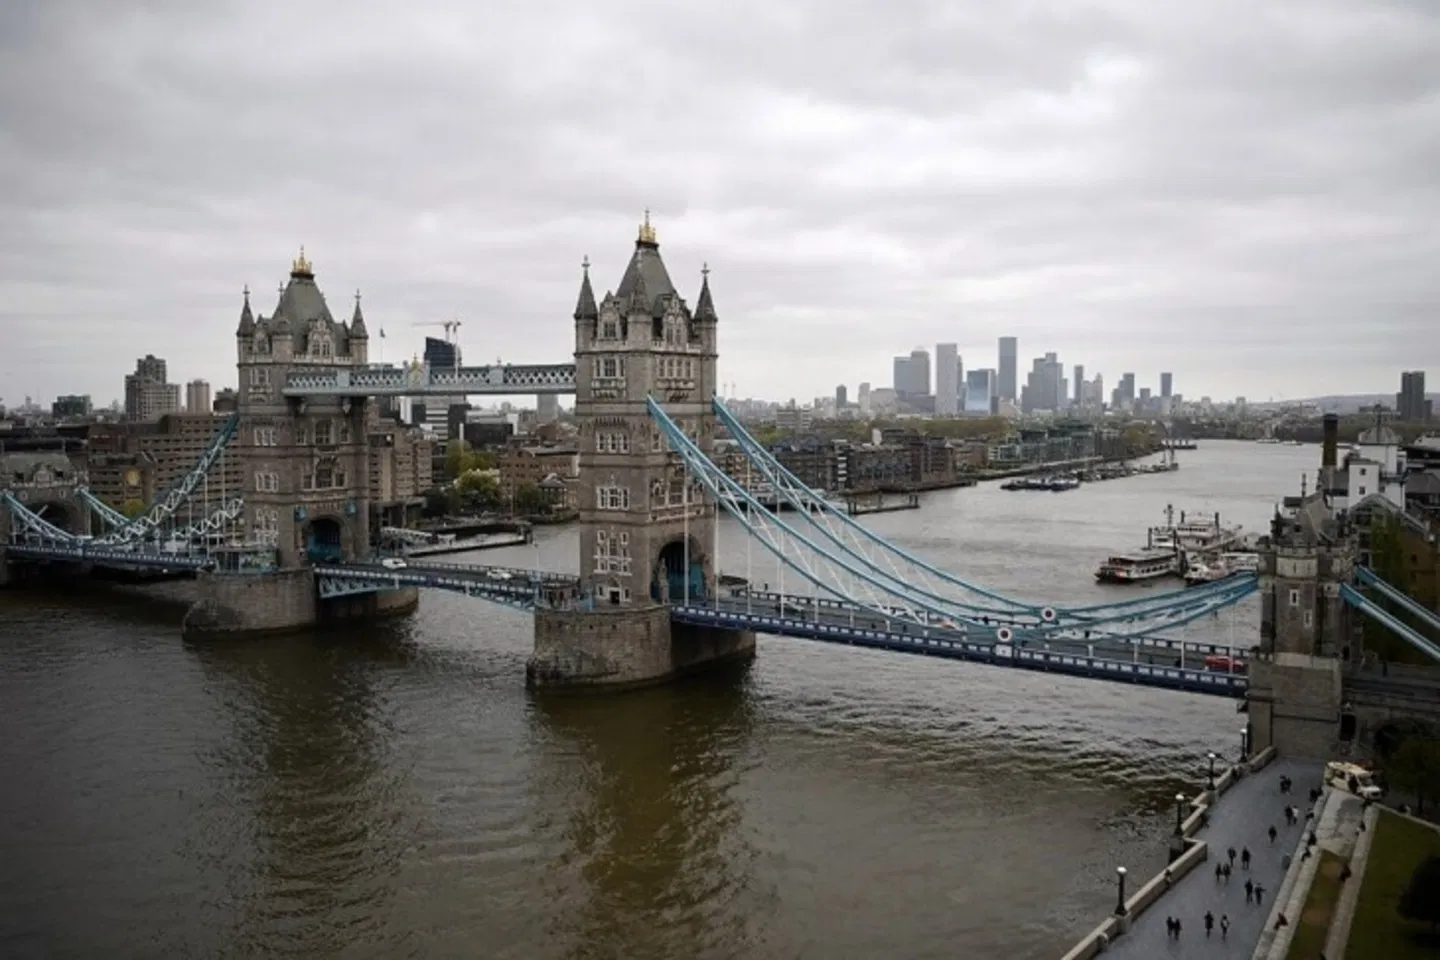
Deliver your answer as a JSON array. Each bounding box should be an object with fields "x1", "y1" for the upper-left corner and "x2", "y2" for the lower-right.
[
  {"x1": 1114, "y1": 866, "x2": 1128, "y2": 916},
  {"x1": 1174, "y1": 792, "x2": 1187, "y2": 835},
  {"x1": 1207, "y1": 751, "x2": 1218, "y2": 791},
  {"x1": 1240, "y1": 725, "x2": 1250, "y2": 761}
]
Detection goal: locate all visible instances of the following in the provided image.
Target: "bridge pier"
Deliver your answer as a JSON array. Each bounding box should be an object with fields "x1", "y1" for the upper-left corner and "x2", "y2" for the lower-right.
[
  {"x1": 528, "y1": 603, "x2": 755, "y2": 691},
  {"x1": 182, "y1": 569, "x2": 418, "y2": 638}
]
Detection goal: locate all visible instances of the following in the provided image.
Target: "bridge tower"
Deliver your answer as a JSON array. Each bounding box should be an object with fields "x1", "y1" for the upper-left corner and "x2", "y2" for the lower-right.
[
  {"x1": 183, "y1": 250, "x2": 419, "y2": 637},
  {"x1": 232, "y1": 249, "x2": 373, "y2": 568},
  {"x1": 528, "y1": 216, "x2": 756, "y2": 689},
  {"x1": 1246, "y1": 494, "x2": 1352, "y2": 759}
]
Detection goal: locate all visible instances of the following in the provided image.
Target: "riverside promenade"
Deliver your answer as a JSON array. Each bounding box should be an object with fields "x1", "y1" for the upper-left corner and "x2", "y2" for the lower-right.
[{"x1": 1101, "y1": 757, "x2": 1322, "y2": 959}]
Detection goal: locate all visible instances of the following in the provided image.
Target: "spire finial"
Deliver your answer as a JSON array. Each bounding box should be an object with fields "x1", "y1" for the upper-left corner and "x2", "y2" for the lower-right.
[
  {"x1": 638, "y1": 209, "x2": 657, "y2": 245},
  {"x1": 243, "y1": 284, "x2": 250, "y2": 301},
  {"x1": 701, "y1": 262, "x2": 710, "y2": 279},
  {"x1": 582, "y1": 255, "x2": 590, "y2": 274},
  {"x1": 277, "y1": 281, "x2": 285, "y2": 296},
  {"x1": 355, "y1": 288, "x2": 362, "y2": 306},
  {"x1": 291, "y1": 245, "x2": 312, "y2": 276}
]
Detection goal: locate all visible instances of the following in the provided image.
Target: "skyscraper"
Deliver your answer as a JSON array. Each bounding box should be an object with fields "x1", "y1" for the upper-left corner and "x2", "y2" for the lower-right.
[
  {"x1": 1022, "y1": 353, "x2": 1064, "y2": 412},
  {"x1": 186, "y1": 379, "x2": 212, "y2": 414},
  {"x1": 124, "y1": 354, "x2": 180, "y2": 422},
  {"x1": 1160, "y1": 372, "x2": 1173, "y2": 399},
  {"x1": 964, "y1": 369, "x2": 996, "y2": 414},
  {"x1": 935, "y1": 342, "x2": 959, "y2": 415},
  {"x1": 998, "y1": 337, "x2": 1018, "y2": 402},
  {"x1": 835, "y1": 384, "x2": 848, "y2": 409},
  {"x1": 1073, "y1": 365, "x2": 1084, "y2": 405},
  {"x1": 1398, "y1": 371, "x2": 1430, "y2": 422},
  {"x1": 893, "y1": 348, "x2": 931, "y2": 399}
]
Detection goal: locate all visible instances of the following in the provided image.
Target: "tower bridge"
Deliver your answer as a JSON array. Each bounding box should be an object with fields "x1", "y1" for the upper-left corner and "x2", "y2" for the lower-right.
[{"x1": 3, "y1": 220, "x2": 1438, "y2": 760}]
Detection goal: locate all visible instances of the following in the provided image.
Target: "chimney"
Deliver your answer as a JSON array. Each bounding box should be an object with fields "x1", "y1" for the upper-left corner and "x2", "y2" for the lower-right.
[{"x1": 1321, "y1": 413, "x2": 1339, "y2": 469}]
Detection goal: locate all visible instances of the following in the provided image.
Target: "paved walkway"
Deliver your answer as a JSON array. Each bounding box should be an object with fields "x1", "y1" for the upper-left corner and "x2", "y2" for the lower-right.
[{"x1": 1104, "y1": 757, "x2": 1323, "y2": 959}]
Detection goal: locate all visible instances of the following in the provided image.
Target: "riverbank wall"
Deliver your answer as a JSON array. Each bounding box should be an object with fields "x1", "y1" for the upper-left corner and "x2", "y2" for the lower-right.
[{"x1": 1058, "y1": 745, "x2": 1278, "y2": 960}]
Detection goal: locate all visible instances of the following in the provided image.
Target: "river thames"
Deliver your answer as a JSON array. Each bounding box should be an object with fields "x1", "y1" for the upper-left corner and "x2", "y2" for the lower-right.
[{"x1": 0, "y1": 440, "x2": 1318, "y2": 959}]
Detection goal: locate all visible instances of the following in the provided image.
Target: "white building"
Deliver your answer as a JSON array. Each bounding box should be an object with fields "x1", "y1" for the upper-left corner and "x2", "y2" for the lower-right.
[{"x1": 1334, "y1": 424, "x2": 1406, "y2": 512}]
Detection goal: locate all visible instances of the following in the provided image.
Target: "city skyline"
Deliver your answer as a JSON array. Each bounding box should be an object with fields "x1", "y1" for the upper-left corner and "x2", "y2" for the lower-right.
[{"x1": 3, "y1": 2, "x2": 1439, "y2": 404}]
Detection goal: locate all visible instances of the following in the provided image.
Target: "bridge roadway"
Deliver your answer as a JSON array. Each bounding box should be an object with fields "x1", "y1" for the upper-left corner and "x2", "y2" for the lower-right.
[
  {"x1": 312, "y1": 559, "x2": 578, "y2": 606},
  {"x1": 3, "y1": 542, "x2": 212, "y2": 571},
  {"x1": 674, "y1": 597, "x2": 1247, "y2": 697},
  {"x1": 737, "y1": 589, "x2": 1250, "y2": 658}
]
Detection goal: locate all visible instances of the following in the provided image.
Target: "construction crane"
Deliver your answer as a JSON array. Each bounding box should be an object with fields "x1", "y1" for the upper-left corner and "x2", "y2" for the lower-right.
[{"x1": 412, "y1": 320, "x2": 463, "y2": 342}]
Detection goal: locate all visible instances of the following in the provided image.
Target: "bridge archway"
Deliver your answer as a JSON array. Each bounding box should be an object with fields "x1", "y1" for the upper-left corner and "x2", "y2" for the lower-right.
[
  {"x1": 31, "y1": 499, "x2": 83, "y2": 535},
  {"x1": 652, "y1": 535, "x2": 706, "y2": 603},
  {"x1": 303, "y1": 516, "x2": 348, "y2": 564}
]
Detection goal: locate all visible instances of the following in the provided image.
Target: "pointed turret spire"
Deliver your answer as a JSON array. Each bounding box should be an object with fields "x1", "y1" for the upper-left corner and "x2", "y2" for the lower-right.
[
  {"x1": 574, "y1": 255, "x2": 598, "y2": 320},
  {"x1": 236, "y1": 284, "x2": 255, "y2": 336},
  {"x1": 350, "y1": 288, "x2": 368, "y2": 338},
  {"x1": 693, "y1": 262, "x2": 717, "y2": 322},
  {"x1": 627, "y1": 252, "x2": 651, "y2": 316}
]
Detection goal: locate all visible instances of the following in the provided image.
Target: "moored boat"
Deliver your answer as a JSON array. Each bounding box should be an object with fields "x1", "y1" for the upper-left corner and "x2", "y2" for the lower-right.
[{"x1": 1095, "y1": 550, "x2": 1180, "y2": 584}]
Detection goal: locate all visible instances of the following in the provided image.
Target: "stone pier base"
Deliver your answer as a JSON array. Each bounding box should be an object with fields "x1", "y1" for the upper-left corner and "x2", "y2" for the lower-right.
[
  {"x1": 1246, "y1": 653, "x2": 1343, "y2": 760},
  {"x1": 182, "y1": 568, "x2": 419, "y2": 638},
  {"x1": 527, "y1": 603, "x2": 756, "y2": 691}
]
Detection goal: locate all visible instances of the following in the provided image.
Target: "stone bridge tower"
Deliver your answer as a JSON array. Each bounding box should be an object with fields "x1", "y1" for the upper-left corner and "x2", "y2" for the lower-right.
[
  {"x1": 1246, "y1": 494, "x2": 1352, "y2": 759},
  {"x1": 232, "y1": 250, "x2": 373, "y2": 568},
  {"x1": 528, "y1": 216, "x2": 755, "y2": 690}
]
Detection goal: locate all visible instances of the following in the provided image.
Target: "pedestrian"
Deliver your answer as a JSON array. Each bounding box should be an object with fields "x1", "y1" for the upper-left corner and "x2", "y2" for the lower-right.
[
  {"x1": 1215, "y1": 862, "x2": 1224, "y2": 882},
  {"x1": 1241, "y1": 846, "x2": 1251, "y2": 869},
  {"x1": 1255, "y1": 883, "x2": 1265, "y2": 905},
  {"x1": 1245, "y1": 878, "x2": 1254, "y2": 903},
  {"x1": 1268, "y1": 824, "x2": 1277, "y2": 844},
  {"x1": 1204, "y1": 911, "x2": 1215, "y2": 937},
  {"x1": 1275, "y1": 912, "x2": 1288, "y2": 930},
  {"x1": 1220, "y1": 914, "x2": 1229, "y2": 939},
  {"x1": 1227, "y1": 846, "x2": 1237, "y2": 866},
  {"x1": 1223, "y1": 862, "x2": 1232, "y2": 881},
  {"x1": 1174, "y1": 917, "x2": 1182, "y2": 939},
  {"x1": 1166, "y1": 917, "x2": 1176, "y2": 939}
]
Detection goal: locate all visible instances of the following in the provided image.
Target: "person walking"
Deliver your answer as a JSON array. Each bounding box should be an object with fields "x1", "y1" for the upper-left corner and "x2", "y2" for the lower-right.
[
  {"x1": 1220, "y1": 914, "x2": 1229, "y2": 940},
  {"x1": 1227, "y1": 846, "x2": 1237, "y2": 867},
  {"x1": 1215, "y1": 862, "x2": 1224, "y2": 882},
  {"x1": 1241, "y1": 846, "x2": 1252, "y2": 869},
  {"x1": 1204, "y1": 911, "x2": 1215, "y2": 938},
  {"x1": 1268, "y1": 824, "x2": 1278, "y2": 844},
  {"x1": 1223, "y1": 862, "x2": 1232, "y2": 882},
  {"x1": 1255, "y1": 883, "x2": 1265, "y2": 906},
  {"x1": 1173, "y1": 917, "x2": 1182, "y2": 939},
  {"x1": 1244, "y1": 878, "x2": 1254, "y2": 903}
]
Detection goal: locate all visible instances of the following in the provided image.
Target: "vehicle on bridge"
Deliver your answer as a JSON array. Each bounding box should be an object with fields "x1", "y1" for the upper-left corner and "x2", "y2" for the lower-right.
[
  {"x1": 1204, "y1": 653, "x2": 1247, "y2": 674},
  {"x1": 1324, "y1": 761, "x2": 1382, "y2": 800}
]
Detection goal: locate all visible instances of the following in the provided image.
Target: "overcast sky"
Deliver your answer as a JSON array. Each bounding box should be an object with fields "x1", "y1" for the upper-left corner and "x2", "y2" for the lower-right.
[{"x1": 3, "y1": 0, "x2": 1438, "y2": 408}]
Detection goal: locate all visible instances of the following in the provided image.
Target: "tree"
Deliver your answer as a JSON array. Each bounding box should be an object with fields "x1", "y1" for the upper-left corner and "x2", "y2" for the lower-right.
[
  {"x1": 444, "y1": 440, "x2": 472, "y2": 480},
  {"x1": 445, "y1": 439, "x2": 498, "y2": 479},
  {"x1": 1387, "y1": 736, "x2": 1440, "y2": 815},
  {"x1": 513, "y1": 482, "x2": 545, "y2": 514},
  {"x1": 455, "y1": 471, "x2": 501, "y2": 510},
  {"x1": 1399, "y1": 855, "x2": 1440, "y2": 933}
]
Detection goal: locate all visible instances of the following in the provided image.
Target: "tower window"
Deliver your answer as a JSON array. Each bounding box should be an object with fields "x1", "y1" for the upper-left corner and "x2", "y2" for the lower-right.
[{"x1": 1289, "y1": 588, "x2": 1300, "y2": 607}]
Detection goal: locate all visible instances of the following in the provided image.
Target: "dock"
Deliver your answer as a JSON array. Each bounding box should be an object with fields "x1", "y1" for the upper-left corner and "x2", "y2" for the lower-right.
[
  {"x1": 403, "y1": 532, "x2": 531, "y2": 557},
  {"x1": 845, "y1": 492, "x2": 920, "y2": 516}
]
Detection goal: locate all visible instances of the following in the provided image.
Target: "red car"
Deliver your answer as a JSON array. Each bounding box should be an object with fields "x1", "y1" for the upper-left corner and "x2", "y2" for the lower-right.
[{"x1": 1204, "y1": 654, "x2": 1248, "y2": 674}]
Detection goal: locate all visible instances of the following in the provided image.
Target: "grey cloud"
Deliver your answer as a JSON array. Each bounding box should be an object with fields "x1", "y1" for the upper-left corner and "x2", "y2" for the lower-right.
[{"x1": 1, "y1": 0, "x2": 1438, "y2": 405}]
